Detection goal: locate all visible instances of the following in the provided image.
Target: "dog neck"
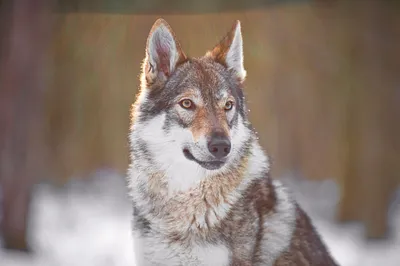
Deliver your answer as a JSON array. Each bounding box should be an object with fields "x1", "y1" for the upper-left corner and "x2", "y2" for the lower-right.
[{"x1": 128, "y1": 139, "x2": 269, "y2": 236}]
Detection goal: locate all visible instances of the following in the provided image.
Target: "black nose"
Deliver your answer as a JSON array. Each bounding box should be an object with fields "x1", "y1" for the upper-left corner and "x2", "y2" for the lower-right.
[{"x1": 207, "y1": 135, "x2": 231, "y2": 159}]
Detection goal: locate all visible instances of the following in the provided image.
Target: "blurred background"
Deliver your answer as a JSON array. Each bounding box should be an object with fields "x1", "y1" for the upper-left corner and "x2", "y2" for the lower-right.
[{"x1": 0, "y1": 0, "x2": 399, "y2": 265}]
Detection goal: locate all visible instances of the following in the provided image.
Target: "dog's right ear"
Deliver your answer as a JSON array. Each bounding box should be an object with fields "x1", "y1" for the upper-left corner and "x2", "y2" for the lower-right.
[{"x1": 143, "y1": 19, "x2": 187, "y2": 85}]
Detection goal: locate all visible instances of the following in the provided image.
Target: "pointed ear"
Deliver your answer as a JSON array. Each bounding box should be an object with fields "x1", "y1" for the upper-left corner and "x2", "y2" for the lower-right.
[
  {"x1": 206, "y1": 20, "x2": 246, "y2": 82},
  {"x1": 144, "y1": 18, "x2": 187, "y2": 84}
]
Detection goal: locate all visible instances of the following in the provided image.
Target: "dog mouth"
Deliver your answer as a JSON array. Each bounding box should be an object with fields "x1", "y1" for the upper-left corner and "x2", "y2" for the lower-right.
[{"x1": 183, "y1": 148, "x2": 225, "y2": 170}]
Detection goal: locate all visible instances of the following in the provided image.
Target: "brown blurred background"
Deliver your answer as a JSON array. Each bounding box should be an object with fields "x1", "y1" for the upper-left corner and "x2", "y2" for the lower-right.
[{"x1": 0, "y1": 0, "x2": 399, "y2": 263}]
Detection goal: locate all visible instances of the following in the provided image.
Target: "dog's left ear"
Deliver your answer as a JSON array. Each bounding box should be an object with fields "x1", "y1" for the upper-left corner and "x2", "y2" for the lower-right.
[
  {"x1": 144, "y1": 18, "x2": 187, "y2": 84},
  {"x1": 206, "y1": 20, "x2": 246, "y2": 82}
]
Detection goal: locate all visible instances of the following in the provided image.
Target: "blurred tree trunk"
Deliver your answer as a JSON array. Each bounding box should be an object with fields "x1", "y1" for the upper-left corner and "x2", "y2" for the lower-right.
[
  {"x1": 337, "y1": 0, "x2": 400, "y2": 238},
  {"x1": 0, "y1": 0, "x2": 53, "y2": 251}
]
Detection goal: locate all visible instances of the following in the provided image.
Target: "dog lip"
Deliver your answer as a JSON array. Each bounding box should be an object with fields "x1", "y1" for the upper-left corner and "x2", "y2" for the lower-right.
[{"x1": 183, "y1": 148, "x2": 225, "y2": 170}]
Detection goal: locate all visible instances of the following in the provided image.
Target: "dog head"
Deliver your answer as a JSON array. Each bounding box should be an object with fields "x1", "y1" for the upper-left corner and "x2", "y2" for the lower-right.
[{"x1": 130, "y1": 19, "x2": 253, "y2": 190}]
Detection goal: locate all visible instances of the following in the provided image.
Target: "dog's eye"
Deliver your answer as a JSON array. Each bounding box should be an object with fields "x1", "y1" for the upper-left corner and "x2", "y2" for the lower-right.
[
  {"x1": 179, "y1": 99, "x2": 194, "y2": 109},
  {"x1": 224, "y1": 101, "x2": 234, "y2": 111}
]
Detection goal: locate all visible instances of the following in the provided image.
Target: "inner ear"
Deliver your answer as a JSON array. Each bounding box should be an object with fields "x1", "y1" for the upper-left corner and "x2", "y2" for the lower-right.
[
  {"x1": 144, "y1": 19, "x2": 187, "y2": 83},
  {"x1": 206, "y1": 20, "x2": 246, "y2": 82}
]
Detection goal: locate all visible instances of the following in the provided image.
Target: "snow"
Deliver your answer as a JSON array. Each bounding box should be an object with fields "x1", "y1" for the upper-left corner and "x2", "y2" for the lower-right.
[{"x1": 1, "y1": 169, "x2": 399, "y2": 266}]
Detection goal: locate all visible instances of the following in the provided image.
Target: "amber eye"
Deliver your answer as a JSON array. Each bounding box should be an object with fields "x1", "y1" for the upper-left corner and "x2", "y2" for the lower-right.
[
  {"x1": 224, "y1": 101, "x2": 234, "y2": 111},
  {"x1": 179, "y1": 99, "x2": 194, "y2": 109}
]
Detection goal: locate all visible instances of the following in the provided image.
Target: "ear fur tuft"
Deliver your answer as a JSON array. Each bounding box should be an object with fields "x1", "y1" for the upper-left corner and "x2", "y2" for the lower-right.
[
  {"x1": 206, "y1": 20, "x2": 246, "y2": 82},
  {"x1": 144, "y1": 18, "x2": 187, "y2": 84}
]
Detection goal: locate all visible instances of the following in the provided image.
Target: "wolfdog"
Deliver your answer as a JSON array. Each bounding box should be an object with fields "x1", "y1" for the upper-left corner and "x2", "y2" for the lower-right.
[{"x1": 127, "y1": 18, "x2": 338, "y2": 266}]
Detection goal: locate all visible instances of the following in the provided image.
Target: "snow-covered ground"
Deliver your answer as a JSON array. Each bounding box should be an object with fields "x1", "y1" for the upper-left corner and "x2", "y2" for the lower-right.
[{"x1": 0, "y1": 169, "x2": 399, "y2": 266}]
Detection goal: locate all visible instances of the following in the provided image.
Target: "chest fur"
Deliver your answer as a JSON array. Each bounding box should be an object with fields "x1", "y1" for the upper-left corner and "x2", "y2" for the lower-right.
[{"x1": 133, "y1": 232, "x2": 230, "y2": 266}]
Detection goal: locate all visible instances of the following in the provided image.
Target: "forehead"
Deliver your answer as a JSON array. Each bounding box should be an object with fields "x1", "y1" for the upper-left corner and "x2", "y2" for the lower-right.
[
  {"x1": 139, "y1": 57, "x2": 245, "y2": 122},
  {"x1": 166, "y1": 58, "x2": 236, "y2": 100}
]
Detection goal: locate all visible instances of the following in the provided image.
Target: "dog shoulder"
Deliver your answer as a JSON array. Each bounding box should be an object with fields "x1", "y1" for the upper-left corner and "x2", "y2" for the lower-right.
[
  {"x1": 249, "y1": 178, "x2": 298, "y2": 265},
  {"x1": 273, "y1": 203, "x2": 339, "y2": 266},
  {"x1": 237, "y1": 177, "x2": 338, "y2": 265}
]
